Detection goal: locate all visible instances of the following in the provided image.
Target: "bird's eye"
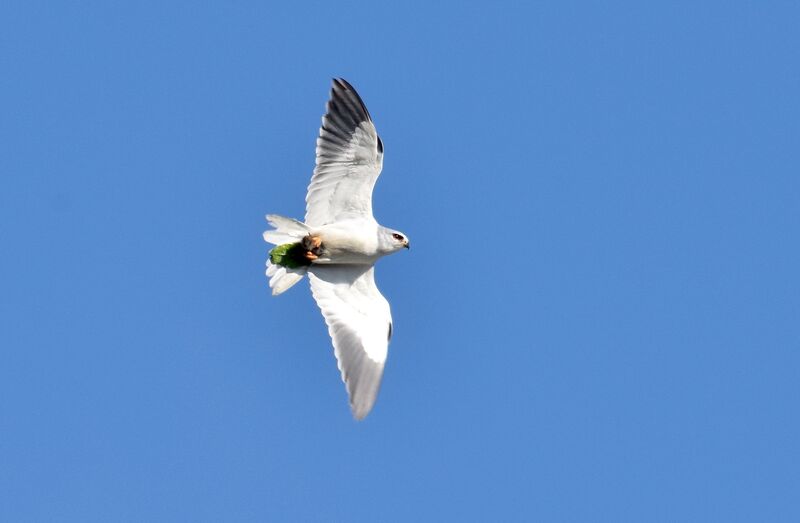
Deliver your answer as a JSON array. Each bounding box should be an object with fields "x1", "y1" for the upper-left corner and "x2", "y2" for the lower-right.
[{"x1": 392, "y1": 233, "x2": 404, "y2": 241}]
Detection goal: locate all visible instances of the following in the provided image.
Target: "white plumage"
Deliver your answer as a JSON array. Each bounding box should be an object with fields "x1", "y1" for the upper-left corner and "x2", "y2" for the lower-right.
[{"x1": 263, "y1": 79, "x2": 409, "y2": 420}]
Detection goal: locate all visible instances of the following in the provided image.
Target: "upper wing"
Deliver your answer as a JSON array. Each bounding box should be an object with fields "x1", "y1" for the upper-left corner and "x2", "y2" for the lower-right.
[
  {"x1": 307, "y1": 264, "x2": 392, "y2": 420},
  {"x1": 305, "y1": 78, "x2": 384, "y2": 227}
]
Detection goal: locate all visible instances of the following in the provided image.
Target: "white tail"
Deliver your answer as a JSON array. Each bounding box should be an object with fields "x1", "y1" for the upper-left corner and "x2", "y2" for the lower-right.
[
  {"x1": 262, "y1": 214, "x2": 310, "y2": 245},
  {"x1": 263, "y1": 214, "x2": 310, "y2": 295},
  {"x1": 265, "y1": 259, "x2": 306, "y2": 295}
]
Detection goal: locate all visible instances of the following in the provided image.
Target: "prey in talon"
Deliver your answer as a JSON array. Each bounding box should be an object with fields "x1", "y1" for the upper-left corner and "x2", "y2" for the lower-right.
[{"x1": 302, "y1": 234, "x2": 324, "y2": 261}]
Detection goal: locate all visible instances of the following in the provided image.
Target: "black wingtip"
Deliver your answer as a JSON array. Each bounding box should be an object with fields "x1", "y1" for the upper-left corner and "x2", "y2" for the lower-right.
[
  {"x1": 333, "y1": 77, "x2": 357, "y2": 90},
  {"x1": 329, "y1": 77, "x2": 372, "y2": 122}
]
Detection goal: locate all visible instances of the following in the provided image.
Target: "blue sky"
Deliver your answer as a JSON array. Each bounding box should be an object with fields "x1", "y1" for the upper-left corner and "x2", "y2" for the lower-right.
[{"x1": 2, "y1": 1, "x2": 799, "y2": 521}]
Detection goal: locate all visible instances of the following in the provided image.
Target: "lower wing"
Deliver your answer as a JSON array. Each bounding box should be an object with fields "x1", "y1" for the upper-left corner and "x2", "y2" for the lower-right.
[{"x1": 307, "y1": 264, "x2": 392, "y2": 420}]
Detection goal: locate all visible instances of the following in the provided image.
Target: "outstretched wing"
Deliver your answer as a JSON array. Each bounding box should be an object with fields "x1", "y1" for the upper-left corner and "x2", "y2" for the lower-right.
[
  {"x1": 305, "y1": 78, "x2": 384, "y2": 227},
  {"x1": 307, "y1": 264, "x2": 392, "y2": 420}
]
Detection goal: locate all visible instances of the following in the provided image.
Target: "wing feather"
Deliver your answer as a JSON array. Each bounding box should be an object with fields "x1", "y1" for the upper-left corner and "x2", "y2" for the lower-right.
[
  {"x1": 307, "y1": 264, "x2": 392, "y2": 420},
  {"x1": 305, "y1": 79, "x2": 384, "y2": 227}
]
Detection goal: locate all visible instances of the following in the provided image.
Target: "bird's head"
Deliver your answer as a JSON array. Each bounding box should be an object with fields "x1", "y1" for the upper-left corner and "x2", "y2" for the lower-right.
[{"x1": 379, "y1": 227, "x2": 410, "y2": 253}]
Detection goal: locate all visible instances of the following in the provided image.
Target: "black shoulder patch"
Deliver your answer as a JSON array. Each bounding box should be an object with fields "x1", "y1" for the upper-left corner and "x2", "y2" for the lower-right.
[
  {"x1": 387, "y1": 322, "x2": 393, "y2": 341},
  {"x1": 377, "y1": 135, "x2": 384, "y2": 154}
]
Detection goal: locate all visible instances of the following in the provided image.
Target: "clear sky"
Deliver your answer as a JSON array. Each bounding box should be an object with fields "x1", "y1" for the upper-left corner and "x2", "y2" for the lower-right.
[{"x1": 2, "y1": 1, "x2": 798, "y2": 521}]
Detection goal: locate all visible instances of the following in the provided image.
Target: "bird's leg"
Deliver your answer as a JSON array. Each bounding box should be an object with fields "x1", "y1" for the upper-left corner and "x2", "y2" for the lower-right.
[{"x1": 302, "y1": 234, "x2": 324, "y2": 261}]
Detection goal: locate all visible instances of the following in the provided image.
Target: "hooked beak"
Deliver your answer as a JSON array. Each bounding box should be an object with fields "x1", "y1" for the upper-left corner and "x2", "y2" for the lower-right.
[{"x1": 403, "y1": 240, "x2": 410, "y2": 249}]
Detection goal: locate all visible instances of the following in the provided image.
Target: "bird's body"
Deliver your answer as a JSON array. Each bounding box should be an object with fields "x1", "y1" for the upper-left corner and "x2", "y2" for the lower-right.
[
  {"x1": 263, "y1": 79, "x2": 409, "y2": 420},
  {"x1": 307, "y1": 219, "x2": 383, "y2": 264}
]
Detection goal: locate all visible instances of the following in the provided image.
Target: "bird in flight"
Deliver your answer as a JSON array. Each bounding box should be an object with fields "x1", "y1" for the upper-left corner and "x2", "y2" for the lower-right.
[{"x1": 263, "y1": 79, "x2": 409, "y2": 420}]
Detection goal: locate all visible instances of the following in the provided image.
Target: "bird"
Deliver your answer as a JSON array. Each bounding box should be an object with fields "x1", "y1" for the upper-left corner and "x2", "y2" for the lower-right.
[{"x1": 263, "y1": 79, "x2": 409, "y2": 420}]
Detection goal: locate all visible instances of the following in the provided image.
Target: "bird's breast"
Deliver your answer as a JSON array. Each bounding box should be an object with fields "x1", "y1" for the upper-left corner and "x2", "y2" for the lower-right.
[{"x1": 311, "y1": 222, "x2": 380, "y2": 264}]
